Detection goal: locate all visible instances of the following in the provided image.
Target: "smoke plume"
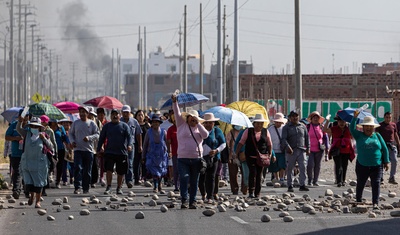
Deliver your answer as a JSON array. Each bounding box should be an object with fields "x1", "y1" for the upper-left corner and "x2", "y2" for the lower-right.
[{"x1": 59, "y1": 0, "x2": 111, "y2": 71}]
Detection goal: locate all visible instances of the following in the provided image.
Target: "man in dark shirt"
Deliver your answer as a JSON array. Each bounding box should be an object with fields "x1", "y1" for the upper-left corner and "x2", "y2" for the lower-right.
[
  {"x1": 281, "y1": 110, "x2": 310, "y2": 192},
  {"x1": 376, "y1": 112, "x2": 400, "y2": 184},
  {"x1": 98, "y1": 109, "x2": 133, "y2": 195}
]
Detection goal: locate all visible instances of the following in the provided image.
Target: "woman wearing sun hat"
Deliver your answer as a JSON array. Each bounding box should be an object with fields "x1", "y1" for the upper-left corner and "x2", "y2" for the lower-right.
[
  {"x1": 171, "y1": 94, "x2": 209, "y2": 209},
  {"x1": 16, "y1": 117, "x2": 54, "y2": 208},
  {"x1": 306, "y1": 111, "x2": 328, "y2": 186},
  {"x1": 350, "y1": 112, "x2": 389, "y2": 209},
  {"x1": 142, "y1": 114, "x2": 168, "y2": 194},
  {"x1": 198, "y1": 113, "x2": 226, "y2": 203},
  {"x1": 268, "y1": 112, "x2": 287, "y2": 185},
  {"x1": 236, "y1": 113, "x2": 273, "y2": 198}
]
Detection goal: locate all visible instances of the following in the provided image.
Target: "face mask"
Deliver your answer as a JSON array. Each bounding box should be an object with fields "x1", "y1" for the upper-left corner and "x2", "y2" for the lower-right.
[
  {"x1": 234, "y1": 126, "x2": 242, "y2": 131},
  {"x1": 31, "y1": 128, "x2": 39, "y2": 135}
]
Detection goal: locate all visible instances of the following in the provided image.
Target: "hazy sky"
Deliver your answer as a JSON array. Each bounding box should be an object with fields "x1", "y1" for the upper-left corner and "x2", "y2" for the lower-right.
[{"x1": 2, "y1": 0, "x2": 400, "y2": 75}]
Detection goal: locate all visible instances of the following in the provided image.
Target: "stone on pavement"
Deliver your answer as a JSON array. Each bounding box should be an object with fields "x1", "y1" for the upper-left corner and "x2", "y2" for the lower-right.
[{"x1": 261, "y1": 214, "x2": 271, "y2": 222}]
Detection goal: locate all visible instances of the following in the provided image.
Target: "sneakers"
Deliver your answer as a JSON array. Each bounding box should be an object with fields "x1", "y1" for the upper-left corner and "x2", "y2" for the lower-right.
[
  {"x1": 313, "y1": 182, "x2": 319, "y2": 186},
  {"x1": 189, "y1": 203, "x2": 197, "y2": 209},
  {"x1": 116, "y1": 187, "x2": 123, "y2": 195},
  {"x1": 83, "y1": 190, "x2": 89, "y2": 194},
  {"x1": 181, "y1": 201, "x2": 189, "y2": 209},
  {"x1": 173, "y1": 188, "x2": 180, "y2": 193},
  {"x1": 104, "y1": 186, "x2": 111, "y2": 195},
  {"x1": 56, "y1": 183, "x2": 61, "y2": 189},
  {"x1": 12, "y1": 191, "x2": 20, "y2": 199},
  {"x1": 299, "y1": 185, "x2": 310, "y2": 191},
  {"x1": 91, "y1": 184, "x2": 96, "y2": 188},
  {"x1": 389, "y1": 177, "x2": 399, "y2": 185},
  {"x1": 287, "y1": 186, "x2": 294, "y2": 192},
  {"x1": 373, "y1": 204, "x2": 379, "y2": 210},
  {"x1": 74, "y1": 189, "x2": 81, "y2": 194},
  {"x1": 127, "y1": 181, "x2": 133, "y2": 188}
]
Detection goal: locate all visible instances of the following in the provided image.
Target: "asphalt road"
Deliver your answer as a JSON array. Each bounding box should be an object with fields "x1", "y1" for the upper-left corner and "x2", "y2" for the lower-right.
[{"x1": 0, "y1": 164, "x2": 400, "y2": 235}]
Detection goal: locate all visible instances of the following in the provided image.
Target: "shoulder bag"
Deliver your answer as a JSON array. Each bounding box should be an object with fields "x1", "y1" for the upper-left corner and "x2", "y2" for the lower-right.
[
  {"x1": 251, "y1": 129, "x2": 271, "y2": 167},
  {"x1": 189, "y1": 127, "x2": 207, "y2": 174}
]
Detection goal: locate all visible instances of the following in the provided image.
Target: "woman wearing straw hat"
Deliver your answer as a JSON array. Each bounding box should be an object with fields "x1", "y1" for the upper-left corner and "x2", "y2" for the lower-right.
[
  {"x1": 267, "y1": 112, "x2": 287, "y2": 185},
  {"x1": 171, "y1": 94, "x2": 209, "y2": 209},
  {"x1": 199, "y1": 113, "x2": 226, "y2": 203},
  {"x1": 306, "y1": 111, "x2": 328, "y2": 187},
  {"x1": 236, "y1": 114, "x2": 273, "y2": 198},
  {"x1": 350, "y1": 112, "x2": 389, "y2": 209},
  {"x1": 16, "y1": 117, "x2": 54, "y2": 208}
]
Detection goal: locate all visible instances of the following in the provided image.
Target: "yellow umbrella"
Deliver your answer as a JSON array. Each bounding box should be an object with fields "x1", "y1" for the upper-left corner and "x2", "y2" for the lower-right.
[{"x1": 219, "y1": 100, "x2": 269, "y2": 134}]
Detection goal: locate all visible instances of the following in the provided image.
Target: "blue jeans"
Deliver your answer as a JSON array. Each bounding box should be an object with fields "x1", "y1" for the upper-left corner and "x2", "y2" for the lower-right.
[
  {"x1": 74, "y1": 151, "x2": 93, "y2": 191},
  {"x1": 125, "y1": 148, "x2": 135, "y2": 184},
  {"x1": 178, "y1": 158, "x2": 201, "y2": 204},
  {"x1": 356, "y1": 161, "x2": 382, "y2": 204}
]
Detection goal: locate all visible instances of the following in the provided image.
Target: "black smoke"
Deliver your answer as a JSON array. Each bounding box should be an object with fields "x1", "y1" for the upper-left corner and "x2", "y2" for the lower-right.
[{"x1": 59, "y1": 0, "x2": 111, "y2": 71}]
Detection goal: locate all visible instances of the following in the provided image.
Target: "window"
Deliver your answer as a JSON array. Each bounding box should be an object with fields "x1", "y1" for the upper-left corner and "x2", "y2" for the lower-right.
[
  {"x1": 154, "y1": 75, "x2": 164, "y2": 85},
  {"x1": 167, "y1": 64, "x2": 176, "y2": 72}
]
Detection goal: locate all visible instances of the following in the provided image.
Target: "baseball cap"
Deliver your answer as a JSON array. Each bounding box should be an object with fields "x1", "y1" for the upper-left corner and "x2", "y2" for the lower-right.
[
  {"x1": 122, "y1": 105, "x2": 131, "y2": 113},
  {"x1": 78, "y1": 106, "x2": 89, "y2": 113},
  {"x1": 111, "y1": 109, "x2": 119, "y2": 114}
]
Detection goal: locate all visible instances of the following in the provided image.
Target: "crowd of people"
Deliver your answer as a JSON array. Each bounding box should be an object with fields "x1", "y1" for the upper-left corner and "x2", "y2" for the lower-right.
[{"x1": 3, "y1": 98, "x2": 398, "y2": 209}]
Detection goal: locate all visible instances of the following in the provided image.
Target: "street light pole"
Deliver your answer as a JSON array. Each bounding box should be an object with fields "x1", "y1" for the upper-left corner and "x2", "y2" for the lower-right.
[
  {"x1": 10, "y1": 0, "x2": 15, "y2": 107},
  {"x1": 30, "y1": 24, "x2": 36, "y2": 103},
  {"x1": 3, "y1": 29, "x2": 8, "y2": 112}
]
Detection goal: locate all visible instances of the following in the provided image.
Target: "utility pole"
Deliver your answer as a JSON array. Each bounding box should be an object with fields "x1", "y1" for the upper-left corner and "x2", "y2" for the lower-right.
[
  {"x1": 138, "y1": 26, "x2": 143, "y2": 109},
  {"x1": 85, "y1": 66, "x2": 88, "y2": 100},
  {"x1": 144, "y1": 26, "x2": 147, "y2": 110},
  {"x1": 16, "y1": 0, "x2": 22, "y2": 105},
  {"x1": 3, "y1": 31, "x2": 7, "y2": 112},
  {"x1": 233, "y1": 0, "x2": 239, "y2": 102},
  {"x1": 55, "y1": 55, "x2": 60, "y2": 102},
  {"x1": 217, "y1": 0, "x2": 222, "y2": 104},
  {"x1": 48, "y1": 49, "x2": 52, "y2": 102},
  {"x1": 36, "y1": 40, "x2": 40, "y2": 94},
  {"x1": 111, "y1": 48, "x2": 114, "y2": 97},
  {"x1": 10, "y1": 0, "x2": 15, "y2": 107},
  {"x1": 199, "y1": 3, "x2": 203, "y2": 110},
  {"x1": 70, "y1": 62, "x2": 76, "y2": 101},
  {"x1": 222, "y1": 5, "x2": 226, "y2": 103},
  {"x1": 29, "y1": 24, "x2": 36, "y2": 104},
  {"x1": 179, "y1": 24, "x2": 182, "y2": 92},
  {"x1": 294, "y1": 0, "x2": 302, "y2": 117},
  {"x1": 183, "y1": 5, "x2": 187, "y2": 93}
]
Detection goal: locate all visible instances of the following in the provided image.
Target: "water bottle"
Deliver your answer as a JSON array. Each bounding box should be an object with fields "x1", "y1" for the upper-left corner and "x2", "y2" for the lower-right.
[
  {"x1": 325, "y1": 114, "x2": 331, "y2": 120},
  {"x1": 355, "y1": 104, "x2": 369, "y2": 116},
  {"x1": 21, "y1": 106, "x2": 29, "y2": 118},
  {"x1": 173, "y1": 89, "x2": 180, "y2": 96}
]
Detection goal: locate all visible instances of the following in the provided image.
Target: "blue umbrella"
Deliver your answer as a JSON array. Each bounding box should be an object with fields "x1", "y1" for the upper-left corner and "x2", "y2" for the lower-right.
[
  {"x1": 201, "y1": 106, "x2": 253, "y2": 127},
  {"x1": 337, "y1": 107, "x2": 378, "y2": 124},
  {"x1": 160, "y1": 92, "x2": 209, "y2": 110},
  {"x1": 1, "y1": 106, "x2": 24, "y2": 123}
]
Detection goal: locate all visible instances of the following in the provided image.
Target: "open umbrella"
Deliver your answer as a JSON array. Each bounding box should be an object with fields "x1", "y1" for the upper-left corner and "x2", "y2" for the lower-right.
[
  {"x1": 160, "y1": 92, "x2": 209, "y2": 110},
  {"x1": 200, "y1": 106, "x2": 253, "y2": 127},
  {"x1": 1, "y1": 106, "x2": 24, "y2": 123},
  {"x1": 53, "y1": 101, "x2": 80, "y2": 114},
  {"x1": 29, "y1": 102, "x2": 67, "y2": 120},
  {"x1": 83, "y1": 96, "x2": 123, "y2": 109},
  {"x1": 337, "y1": 107, "x2": 378, "y2": 124}
]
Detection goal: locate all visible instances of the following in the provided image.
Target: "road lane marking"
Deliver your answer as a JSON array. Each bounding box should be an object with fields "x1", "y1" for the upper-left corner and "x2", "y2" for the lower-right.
[{"x1": 231, "y1": 216, "x2": 248, "y2": 224}]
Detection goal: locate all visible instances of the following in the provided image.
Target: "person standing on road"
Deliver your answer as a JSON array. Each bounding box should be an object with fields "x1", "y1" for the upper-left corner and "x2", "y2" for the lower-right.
[
  {"x1": 121, "y1": 105, "x2": 142, "y2": 188},
  {"x1": 5, "y1": 109, "x2": 29, "y2": 199},
  {"x1": 227, "y1": 125, "x2": 245, "y2": 195},
  {"x1": 199, "y1": 113, "x2": 226, "y2": 203},
  {"x1": 40, "y1": 115, "x2": 57, "y2": 197},
  {"x1": 281, "y1": 110, "x2": 310, "y2": 192},
  {"x1": 172, "y1": 93, "x2": 209, "y2": 209},
  {"x1": 166, "y1": 110, "x2": 180, "y2": 192},
  {"x1": 50, "y1": 119, "x2": 69, "y2": 188},
  {"x1": 69, "y1": 106, "x2": 99, "y2": 194},
  {"x1": 350, "y1": 113, "x2": 389, "y2": 209},
  {"x1": 134, "y1": 110, "x2": 150, "y2": 185},
  {"x1": 267, "y1": 113, "x2": 288, "y2": 186},
  {"x1": 17, "y1": 117, "x2": 54, "y2": 208},
  {"x1": 236, "y1": 114, "x2": 272, "y2": 199},
  {"x1": 87, "y1": 107, "x2": 103, "y2": 188},
  {"x1": 98, "y1": 109, "x2": 133, "y2": 195},
  {"x1": 96, "y1": 107, "x2": 108, "y2": 186},
  {"x1": 142, "y1": 114, "x2": 168, "y2": 194},
  {"x1": 306, "y1": 111, "x2": 328, "y2": 186},
  {"x1": 376, "y1": 111, "x2": 400, "y2": 184}
]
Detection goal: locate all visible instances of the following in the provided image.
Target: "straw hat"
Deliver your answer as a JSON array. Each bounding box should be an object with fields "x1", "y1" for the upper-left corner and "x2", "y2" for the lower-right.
[
  {"x1": 356, "y1": 116, "x2": 380, "y2": 128},
  {"x1": 182, "y1": 110, "x2": 204, "y2": 123},
  {"x1": 203, "y1": 113, "x2": 220, "y2": 122},
  {"x1": 273, "y1": 112, "x2": 287, "y2": 124},
  {"x1": 307, "y1": 111, "x2": 325, "y2": 124},
  {"x1": 252, "y1": 114, "x2": 268, "y2": 123}
]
